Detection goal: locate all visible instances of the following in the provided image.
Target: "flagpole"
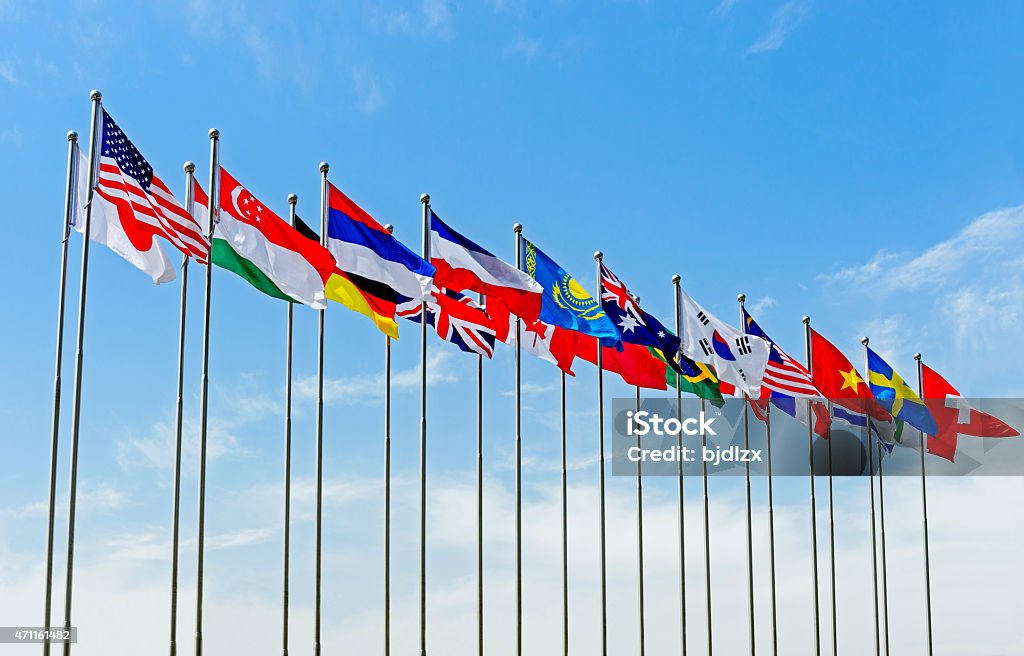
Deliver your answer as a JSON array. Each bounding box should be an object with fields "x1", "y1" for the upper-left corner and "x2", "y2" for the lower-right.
[
  {"x1": 383, "y1": 224, "x2": 395, "y2": 656},
  {"x1": 314, "y1": 163, "x2": 329, "y2": 656},
  {"x1": 61, "y1": 91, "x2": 102, "y2": 656},
  {"x1": 913, "y1": 353, "x2": 935, "y2": 656},
  {"x1": 560, "y1": 367, "x2": 569, "y2": 656},
  {"x1": 42, "y1": 130, "x2": 78, "y2": 656},
  {"x1": 635, "y1": 384, "x2": 647, "y2": 656},
  {"x1": 826, "y1": 412, "x2": 838, "y2": 656},
  {"x1": 860, "y1": 338, "x2": 882, "y2": 656},
  {"x1": 168, "y1": 162, "x2": 195, "y2": 656},
  {"x1": 737, "y1": 295, "x2": 756, "y2": 656},
  {"x1": 700, "y1": 394, "x2": 713, "y2": 656},
  {"x1": 671, "y1": 275, "x2": 688, "y2": 656},
  {"x1": 282, "y1": 193, "x2": 298, "y2": 656},
  {"x1": 876, "y1": 434, "x2": 891, "y2": 656},
  {"x1": 478, "y1": 292, "x2": 486, "y2": 656},
  {"x1": 802, "y1": 316, "x2": 822, "y2": 656},
  {"x1": 193, "y1": 127, "x2": 219, "y2": 656},
  {"x1": 513, "y1": 223, "x2": 524, "y2": 656},
  {"x1": 594, "y1": 250, "x2": 609, "y2": 656},
  {"x1": 419, "y1": 193, "x2": 431, "y2": 656}
]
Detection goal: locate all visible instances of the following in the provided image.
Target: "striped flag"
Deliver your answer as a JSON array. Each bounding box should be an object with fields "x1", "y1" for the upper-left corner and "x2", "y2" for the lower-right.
[
  {"x1": 74, "y1": 110, "x2": 209, "y2": 283},
  {"x1": 742, "y1": 309, "x2": 831, "y2": 436}
]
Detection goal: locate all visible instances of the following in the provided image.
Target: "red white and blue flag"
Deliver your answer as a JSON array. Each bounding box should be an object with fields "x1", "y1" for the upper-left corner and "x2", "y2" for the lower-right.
[
  {"x1": 75, "y1": 110, "x2": 208, "y2": 284},
  {"x1": 428, "y1": 211, "x2": 543, "y2": 335},
  {"x1": 398, "y1": 286, "x2": 498, "y2": 358},
  {"x1": 742, "y1": 309, "x2": 831, "y2": 436}
]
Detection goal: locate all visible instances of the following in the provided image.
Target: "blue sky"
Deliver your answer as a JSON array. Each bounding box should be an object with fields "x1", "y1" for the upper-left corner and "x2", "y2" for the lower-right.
[{"x1": 2, "y1": 1, "x2": 1023, "y2": 654}]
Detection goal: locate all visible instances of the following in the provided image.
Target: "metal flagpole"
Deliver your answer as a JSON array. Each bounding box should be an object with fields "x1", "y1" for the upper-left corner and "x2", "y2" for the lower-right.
[
  {"x1": 635, "y1": 384, "x2": 647, "y2": 656},
  {"x1": 913, "y1": 353, "x2": 935, "y2": 656},
  {"x1": 419, "y1": 193, "x2": 431, "y2": 656},
  {"x1": 826, "y1": 405, "x2": 838, "y2": 656},
  {"x1": 513, "y1": 223, "x2": 524, "y2": 656},
  {"x1": 860, "y1": 338, "x2": 882, "y2": 656},
  {"x1": 314, "y1": 163, "x2": 329, "y2": 656},
  {"x1": 737, "y1": 295, "x2": 756, "y2": 656},
  {"x1": 671, "y1": 275, "x2": 688, "y2": 656},
  {"x1": 383, "y1": 224, "x2": 395, "y2": 656},
  {"x1": 876, "y1": 435, "x2": 891, "y2": 656},
  {"x1": 560, "y1": 368, "x2": 569, "y2": 656},
  {"x1": 282, "y1": 194, "x2": 298, "y2": 656},
  {"x1": 61, "y1": 91, "x2": 102, "y2": 656},
  {"x1": 193, "y1": 127, "x2": 219, "y2": 656},
  {"x1": 478, "y1": 292, "x2": 486, "y2": 656},
  {"x1": 168, "y1": 162, "x2": 196, "y2": 656},
  {"x1": 700, "y1": 394, "x2": 713, "y2": 656},
  {"x1": 802, "y1": 316, "x2": 822, "y2": 656},
  {"x1": 43, "y1": 130, "x2": 78, "y2": 656},
  {"x1": 594, "y1": 250, "x2": 609, "y2": 656}
]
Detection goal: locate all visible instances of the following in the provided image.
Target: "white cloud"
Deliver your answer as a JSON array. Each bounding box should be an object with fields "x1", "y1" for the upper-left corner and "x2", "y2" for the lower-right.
[
  {"x1": 296, "y1": 350, "x2": 460, "y2": 405},
  {"x1": 746, "y1": 295, "x2": 777, "y2": 318},
  {"x1": 422, "y1": 0, "x2": 453, "y2": 38},
  {"x1": 746, "y1": 0, "x2": 813, "y2": 54},
  {"x1": 0, "y1": 60, "x2": 16, "y2": 84},
  {"x1": 363, "y1": 0, "x2": 453, "y2": 39},
  {"x1": 713, "y1": 0, "x2": 738, "y2": 17}
]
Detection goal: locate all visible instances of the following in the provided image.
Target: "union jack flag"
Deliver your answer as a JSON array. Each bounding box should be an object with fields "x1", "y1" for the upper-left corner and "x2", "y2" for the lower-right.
[
  {"x1": 90, "y1": 110, "x2": 209, "y2": 262},
  {"x1": 398, "y1": 286, "x2": 497, "y2": 358}
]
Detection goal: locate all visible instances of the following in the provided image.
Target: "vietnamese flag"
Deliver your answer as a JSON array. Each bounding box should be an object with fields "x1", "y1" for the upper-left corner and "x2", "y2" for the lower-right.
[
  {"x1": 921, "y1": 363, "x2": 1018, "y2": 462},
  {"x1": 809, "y1": 328, "x2": 891, "y2": 422}
]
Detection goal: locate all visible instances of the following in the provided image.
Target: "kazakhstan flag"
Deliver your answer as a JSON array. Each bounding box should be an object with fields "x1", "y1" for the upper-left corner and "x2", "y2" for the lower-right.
[
  {"x1": 866, "y1": 347, "x2": 938, "y2": 435},
  {"x1": 523, "y1": 238, "x2": 620, "y2": 345}
]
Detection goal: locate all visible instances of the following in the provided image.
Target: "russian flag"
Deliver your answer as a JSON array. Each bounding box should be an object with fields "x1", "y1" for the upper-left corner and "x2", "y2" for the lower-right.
[{"x1": 428, "y1": 211, "x2": 543, "y2": 327}]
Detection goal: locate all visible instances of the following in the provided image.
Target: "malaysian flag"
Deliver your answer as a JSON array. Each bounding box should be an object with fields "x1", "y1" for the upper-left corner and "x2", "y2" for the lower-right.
[
  {"x1": 398, "y1": 286, "x2": 497, "y2": 358},
  {"x1": 742, "y1": 308, "x2": 831, "y2": 436},
  {"x1": 77, "y1": 110, "x2": 209, "y2": 281}
]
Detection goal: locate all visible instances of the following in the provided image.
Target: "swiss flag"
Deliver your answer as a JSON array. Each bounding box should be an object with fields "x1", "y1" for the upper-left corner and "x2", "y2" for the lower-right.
[{"x1": 920, "y1": 363, "x2": 1018, "y2": 462}]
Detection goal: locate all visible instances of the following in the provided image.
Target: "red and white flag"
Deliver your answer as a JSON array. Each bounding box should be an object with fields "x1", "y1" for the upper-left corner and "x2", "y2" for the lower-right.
[
  {"x1": 921, "y1": 363, "x2": 1018, "y2": 462},
  {"x1": 74, "y1": 110, "x2": 209, "y2": 284}
]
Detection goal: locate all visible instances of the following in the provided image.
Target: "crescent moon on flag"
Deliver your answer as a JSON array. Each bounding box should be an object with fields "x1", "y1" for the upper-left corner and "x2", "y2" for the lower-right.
[{"x1": 230, "y1": 184, "x2": 246, "y2": 217}]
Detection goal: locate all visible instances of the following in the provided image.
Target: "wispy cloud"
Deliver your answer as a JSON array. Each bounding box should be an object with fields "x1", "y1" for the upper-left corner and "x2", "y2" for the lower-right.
[
  {"x1": 296, "y1": 351, "x2": 460, "y2": 405},
  {"x1": 746, "y1": 295, "x2": 777, "y2": 318},
  {"x1": 0, "y1": 60, "x2": 16, "y2": 84},
  {"x1": 504, "y1": 35, "x2": 541, "y2": 61},
  {"x1": 713, "y1": 0, "x2": 738, "y2": 17},
  {"x1": 351, "y1": 65, "x2": 385, "y2": 113},
  {"x1": 746, "y1": 0, "x2": 812, "y2": 54},
  {"x1": 364, "y1": 0, "x2": 454, "y2": 39}
]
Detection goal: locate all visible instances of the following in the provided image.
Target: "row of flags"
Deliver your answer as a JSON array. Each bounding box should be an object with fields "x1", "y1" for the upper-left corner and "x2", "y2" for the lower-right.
[{"x1": 75, "y1": 107, "x2": 1017, "y2": 463}]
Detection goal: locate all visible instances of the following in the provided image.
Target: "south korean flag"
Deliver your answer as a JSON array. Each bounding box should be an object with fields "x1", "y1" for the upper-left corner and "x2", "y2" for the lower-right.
[{"x1": 678, "y1": 288, "x2": 770, "y2": 396}]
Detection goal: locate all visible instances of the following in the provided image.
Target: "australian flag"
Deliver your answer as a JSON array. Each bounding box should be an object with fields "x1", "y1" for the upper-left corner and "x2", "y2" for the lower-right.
[{"x1": 599, "y1": 263, "x2": 686, "y2": 374}]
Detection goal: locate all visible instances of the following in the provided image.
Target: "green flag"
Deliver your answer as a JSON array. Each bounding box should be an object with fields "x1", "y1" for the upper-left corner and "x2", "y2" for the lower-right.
[{"x1": 648, "y1": 346, "x2": 723, "y2": 402}]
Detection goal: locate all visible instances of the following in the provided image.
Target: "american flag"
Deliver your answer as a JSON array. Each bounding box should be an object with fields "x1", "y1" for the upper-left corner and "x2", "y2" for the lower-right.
[
  {"x1": 743, "y1": 309, "x2": 831, "y2": 435},
  {"x1": 398, "y1": 286, "x2": 497, "y2": 358},
  {"x1": 91, "y1": 110, "x2": 209, "y2": 262}
]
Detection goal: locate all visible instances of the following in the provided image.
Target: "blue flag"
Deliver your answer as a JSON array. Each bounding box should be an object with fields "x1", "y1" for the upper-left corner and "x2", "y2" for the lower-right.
[
  {"x1": 866, "y1": 347, "x2": 938, "y2": 435},
  {"x1": 523, "y1": 238, "x2": 620, "y2": 346}
]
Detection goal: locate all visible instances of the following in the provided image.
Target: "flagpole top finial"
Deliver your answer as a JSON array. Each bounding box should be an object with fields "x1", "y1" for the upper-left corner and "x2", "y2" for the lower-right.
[
  {"x1": 420, "y1": 193, "x2": 430, "y2": 204},
  {"x1": 208, "y1": 128, "x2": 219, "y2": 139},
  {"x1": 184, "y1": 161, "x2": 195, "y2": 173},
  {"x1": 737, "y1": 293, "x2": 746, "y2": 304},
  {"x1": 287, "y1": 193, "x2": 298, "y2": 205},
  {"x1": 90, "y1": 90, "x2": 101, "y2": 101},
  {"x1": 594, "y1": 250, "x2": 603, "y2": 261},
  {"x1": 671, "y1": 274, "x2": 680, "y2": 284},
  {"x1": 513, "y1": 223, "x2": 522, "y2": 234},
  {"x1": 67, "y1": 130, "x2": 78, "y2": 142},
  {"x1": 384, "y1": 223, "x2": 394, "y2": 234},
  {"x1": 861, "y1": 336, "x2": 869, "y2": 346},
  {"x1": 802, "y1": 315, "x2": 810, "y2": 325},
  {"x1": 319, "y1": 162, "x2": 329, "y2": 174},
  {"x1": 914, "y1": 352, "x2": 922, "y2": 361}
]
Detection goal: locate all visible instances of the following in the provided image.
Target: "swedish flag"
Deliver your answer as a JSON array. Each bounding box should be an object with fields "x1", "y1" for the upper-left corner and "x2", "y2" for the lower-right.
[{"x1": 866, "y1": 347, "x2": 937, "y2": 435}]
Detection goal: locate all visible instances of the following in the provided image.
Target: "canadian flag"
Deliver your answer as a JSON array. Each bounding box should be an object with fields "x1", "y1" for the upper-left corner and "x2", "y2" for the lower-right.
[{"x1": 921, "y1": 363, "x2": 1018, "y2": 462}]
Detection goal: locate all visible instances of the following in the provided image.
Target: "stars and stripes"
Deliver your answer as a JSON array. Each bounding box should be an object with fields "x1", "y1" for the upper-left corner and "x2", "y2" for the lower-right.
[{"x1": 92, "y1": 110, "x2": 209, "y2": 262}]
